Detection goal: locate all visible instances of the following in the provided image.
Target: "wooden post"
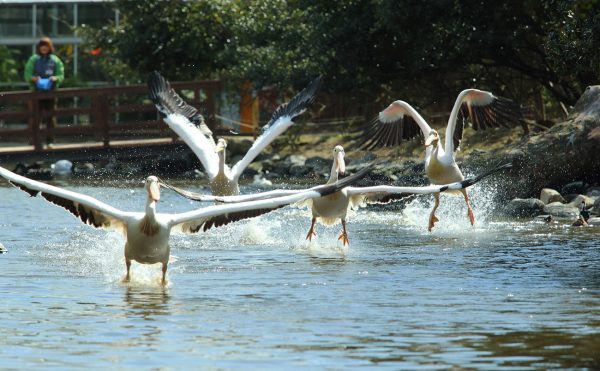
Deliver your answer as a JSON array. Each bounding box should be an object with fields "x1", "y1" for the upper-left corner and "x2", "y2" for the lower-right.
[
  {"x1": 28, "y1": 95, "x2": 42, "y2": 151},
  {"x1": 92, "y1": 93, "x2": 110, "y2": 147},
  {"x1": 204, "y1": 87, "x2": 217, "y2": 131}
]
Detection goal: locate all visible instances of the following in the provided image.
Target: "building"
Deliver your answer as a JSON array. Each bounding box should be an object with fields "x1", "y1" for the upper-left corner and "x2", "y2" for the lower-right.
[{"x1": 0, "y1": 0, "x2": 117, "y2": 88}]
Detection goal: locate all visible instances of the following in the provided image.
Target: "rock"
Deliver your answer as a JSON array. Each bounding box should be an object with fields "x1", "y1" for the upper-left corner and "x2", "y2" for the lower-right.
[
  {"x1": 289, "y1": 164, "x2": 310, "y2": 177},
  {"x1": 586, "y1": 186, "x2": 600, "y2": 198},
  {"x1": 540, "y1": 188, "x2": 565, "y2": 205},
  {"x1": 51, "y1": 160, "x2": 73, "y2": 176},
  {"x1": 543, "y1": 202, "x2": 579, "y2": 218},
  {"x1": 0, "y1": 243, "x2": 6, "y2": 254},
  {"x1": 563, "y1": 194, "x2": 580, "y2": 203},
  {"x1": 587, "y1": 217, "x2": 600, "y2": 225},
  {"x1": 595, "y1": 197, "x2": 600, "y2": 211},
  {"x1": 535, "y1": 215, "x2": 553, "y2": 223},
  {"x1": 568, "y1": 194, "x2": 596, "y2": 208},
  {"x1": 561, "y1": 181, "x2": 587, "y2": 195},
  {"x1": 286, "y1": 154, "x2": 306, "y2": 167},
  {"x1": 305, "y1": 156, "x2": 329, "y2": 173},
  {"x1": 503, "y1": 198, "x2": 545, "y2": 217}
]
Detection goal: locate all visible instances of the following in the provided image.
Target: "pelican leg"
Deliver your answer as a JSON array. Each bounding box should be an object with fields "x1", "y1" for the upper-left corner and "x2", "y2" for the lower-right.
[
  {"x1": 428, "y1": 193, "x2": 440, "y2": 232},
  {"x1": 338, "y1": 219, "x2": 350, "y2": 246},
  {"x1": 306, "y1": 217, "x2": 317, "y2": 241},
  {"x1": 161, "y1": 262, "x2": 168, "y2": 286},
  {"x1": 123, "y1": 259, "x2": 131, "y2": 282},
  {"x1": 461, "y1": 189, "x2": 475, "y2": 226}
]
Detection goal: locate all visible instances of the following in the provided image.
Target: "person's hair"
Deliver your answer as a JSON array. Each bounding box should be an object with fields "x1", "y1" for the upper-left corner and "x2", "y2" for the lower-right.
[{"x1": 36, "y1": 36, "x2": 55, "y2": 54}]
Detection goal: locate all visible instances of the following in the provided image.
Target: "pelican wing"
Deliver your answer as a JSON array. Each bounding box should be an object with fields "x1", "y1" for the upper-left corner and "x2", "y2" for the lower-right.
[
  {"x1": 0, "y1": 167, "x2": 133, "y2": 234},
  {"x1": 447, "y1": 89, "x2": 523, "y2": 152},
  {"x1": 160, "y1": 180, "x2": 302, "y2": 203},
  {"x1": 148, "y1": 71, "x2": 221, "y2": 179},
  {"x1": 169, "y1": 163, "x2": 374, "y2": 233},
  {"x1": 346, "y1": 162, "x2": 512, "y2": 208},
  {"x1": 355, "y1": 101, "x2": 428, "y2": 150},
  {"x1": 230, "y1": 76, "x2": 323, "y2": 180}
]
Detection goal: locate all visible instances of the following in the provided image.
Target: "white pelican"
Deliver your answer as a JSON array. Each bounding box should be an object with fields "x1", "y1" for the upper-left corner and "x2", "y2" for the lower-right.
[
  {"x1": 0, "y1": 164, "x2": 370, "y2": 284},
  {"x1": 148, "y1": 71, "x2": 322, "y2": 196},
  {"x1": 356, "y1": 89, "x2": 522, "y2": 231},
  {"x1": 162, "y1": 146, "x2": 511, "y2": 245}
]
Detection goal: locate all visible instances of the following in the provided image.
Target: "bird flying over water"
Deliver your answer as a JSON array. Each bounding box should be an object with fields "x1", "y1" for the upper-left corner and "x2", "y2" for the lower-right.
[
  {"x1": 148, "y1": 71, "x2": 322, "y2": 196},
  {"x1": 354, "y1": 89, "x2": 522, "y2": 231}
]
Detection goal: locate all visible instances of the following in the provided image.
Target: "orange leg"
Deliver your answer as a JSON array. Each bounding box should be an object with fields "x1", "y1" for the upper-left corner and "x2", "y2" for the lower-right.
[
  {"x1": 306, "y1": 217, "x2": 317, "y2": 241},
  {"x1": 461, "y1": 189, "x2": 475, "y2": 226},
  {"x1": 338, "y1": 219, "x2": 350, "y2": 246},
  {"x1": 161, "y1": 262, "x2": 168, "y2": 286},
  {"x1": 428, "y1": 193, "x2": 440, "y2": 232},
  {"x1": 123, "y1": 259, "x2": 131, "y2": 282}
]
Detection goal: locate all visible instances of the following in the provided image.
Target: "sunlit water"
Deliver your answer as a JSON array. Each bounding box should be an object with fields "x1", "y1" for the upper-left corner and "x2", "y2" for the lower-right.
[{"x1": 1, "y1": 180, "x2": 599, "y2": 369}]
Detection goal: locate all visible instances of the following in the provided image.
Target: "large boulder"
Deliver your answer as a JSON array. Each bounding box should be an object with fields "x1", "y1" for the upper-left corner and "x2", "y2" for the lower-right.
[
  {"x1": 477, "y1": 86, "x2": 600, "y2": 202},
  {"x1": 568, "y1": 194, "x2": 596, "y2": 208},
  {"x1": 540, "y1": 188, "x2": 565, "y2": 205},
  {"x1": 503, "y1": 198, "x2": 545, "y2": 217},
  {"x1": 561, "y1": 181, "x2": 587, "y2": 195},
  {"x1": 587, "y1": 217, "x2": 600, "y2": 225},
  {"x1": 543, "y1": 202, "x2": 579, "y2": 218}
]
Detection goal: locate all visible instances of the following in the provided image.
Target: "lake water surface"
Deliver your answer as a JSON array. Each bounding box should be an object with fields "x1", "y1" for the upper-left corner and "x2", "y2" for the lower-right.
[{"x1": 1, "y1": 180, "x2": 599, "y2": 369}]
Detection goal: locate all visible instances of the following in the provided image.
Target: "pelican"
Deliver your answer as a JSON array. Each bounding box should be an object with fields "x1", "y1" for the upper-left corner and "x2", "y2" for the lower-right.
[
  {"x1": 0, "y1": 165, "x2": 370, "y2": 284},
  {"x1": 148, "y1": 71, "x2": 322, "y2": 196},
  {"x1": 162, "y1": 146, "x2": 511, "y2": 246},
  {"x1": 356, "y1": 89, "x2": 522, "y2": 231}
]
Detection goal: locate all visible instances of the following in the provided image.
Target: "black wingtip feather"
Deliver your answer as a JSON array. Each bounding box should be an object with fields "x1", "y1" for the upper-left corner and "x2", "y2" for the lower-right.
[
  {"x1": 461, "y1": 162, "x2": 512, "y2": 188},
  {"x1": 147, "y1": 71, "x2": 207, "y2": 129},
  {"x1": 315, "y1": 162, "x2": 377, "y2": 196},
  {"x1": 263, "y1": 76, "x2": 323, "y2": 130}
]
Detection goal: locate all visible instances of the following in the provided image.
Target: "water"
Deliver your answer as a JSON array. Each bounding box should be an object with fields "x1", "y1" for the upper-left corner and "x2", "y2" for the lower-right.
[{"x1": 1, "y1": 180, "x2": 599, "y2": 369}]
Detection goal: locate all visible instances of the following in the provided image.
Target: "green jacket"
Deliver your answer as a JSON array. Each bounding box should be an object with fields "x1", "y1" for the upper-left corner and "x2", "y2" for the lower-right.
[{"x1": 24, "y1": 53, "x2": 65, "y2": 90}]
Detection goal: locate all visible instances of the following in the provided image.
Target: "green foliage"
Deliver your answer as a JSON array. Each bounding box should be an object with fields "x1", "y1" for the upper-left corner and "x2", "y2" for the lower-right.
[
  {"x1": 79, "y1": 0, "x2": 600, "y2": 111},
  {"x1": 0, "y1": 45, "x2": 20, "y2": 83}
]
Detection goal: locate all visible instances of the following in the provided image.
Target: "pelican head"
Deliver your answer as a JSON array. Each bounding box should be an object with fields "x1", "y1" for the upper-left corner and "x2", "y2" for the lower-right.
[
  {"x1": 145, "y1": 175, "x2": 161, "y2": 202},
  {"x1": 215, "y1": 138, "x2": 227, "y2": 153},
  {"x1": 424, "y1": 130, "x2": 439, "y2": 147},
  {"x1": 333, "y1": 145, "x2": 346, "y2": 175}
]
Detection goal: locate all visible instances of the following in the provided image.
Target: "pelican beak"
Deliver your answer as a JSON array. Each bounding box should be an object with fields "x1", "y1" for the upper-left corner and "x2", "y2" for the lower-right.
[
  {"x1": 215, "y1": 141, "x2": 226, "y2": 153},
  {"x1": 424, "y1": 133, "x2": 436, "y2": 147},
  {"x1": 336, "y1": 151, "x2": 346, "y2": 176},
  {"x1": 149, "y1": 181, "x2": 160, "y2": 202}
]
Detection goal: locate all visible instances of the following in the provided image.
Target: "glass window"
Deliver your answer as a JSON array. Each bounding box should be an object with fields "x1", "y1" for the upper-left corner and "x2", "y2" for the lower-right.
[
  {"x1": 0, "y1": 5, "x2": 32, "y2": 38},
  {"x1": 36, "y1": 3, "x2": 74, "y2": 38}
]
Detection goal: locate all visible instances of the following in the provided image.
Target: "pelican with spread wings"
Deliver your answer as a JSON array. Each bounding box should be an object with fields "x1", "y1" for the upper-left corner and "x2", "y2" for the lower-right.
[
  {"x1": 162, "y1": 146, "x2": 511, "y2": 245},
  {"x1": 0, "y1": 165, "x2": 370, "y2": 284},
  {"x1": 355, "y1": 89, "x2": 522, "y2": 231},
  {"x1": 148, "y1": 72, "x2": 322, "y2": 196}
]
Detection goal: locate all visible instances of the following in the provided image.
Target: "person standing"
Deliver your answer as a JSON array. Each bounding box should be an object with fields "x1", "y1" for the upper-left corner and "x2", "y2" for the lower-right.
[{"x1": 24, "y1": 36, "x2": 64, "y2": 147}]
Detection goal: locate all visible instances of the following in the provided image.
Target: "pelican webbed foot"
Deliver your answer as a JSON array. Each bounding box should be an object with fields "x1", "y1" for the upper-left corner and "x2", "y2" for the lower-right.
[
  {"x1": 123, "y1": 259, "x2": 131, "y2": 283},
  {"x1": 338, "y1": 219, "x2": 350, "y2": 246},
  {"x1": 467, "y1": 207, "x2": 475, "y2": 226},
  {"x1": 337, "y1": 231, "x2": 349, "y2": 246},
  {"x1": 428, "y1": 214, "x2": 439, "y2": 232},
  {"x1": 306, "y1": 217, "x2": 317, "y2": 242},
  {"x1": 161, "y1": 262, "x2": 168, "y2": 286}
]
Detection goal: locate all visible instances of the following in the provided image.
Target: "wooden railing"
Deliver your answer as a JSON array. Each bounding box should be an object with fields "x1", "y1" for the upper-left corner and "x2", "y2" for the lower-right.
[{"x1": 0, "y1": 80, "x2": 222, "y2": 151}]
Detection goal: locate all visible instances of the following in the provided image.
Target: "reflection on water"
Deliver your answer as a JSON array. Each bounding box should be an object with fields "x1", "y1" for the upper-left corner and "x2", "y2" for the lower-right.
[
  {"x1": 124, "y1": 286, "x2": 171, "y2": 319},
  {"x1": 1, "y1": 183, "x2": 599, "y2": 368}
]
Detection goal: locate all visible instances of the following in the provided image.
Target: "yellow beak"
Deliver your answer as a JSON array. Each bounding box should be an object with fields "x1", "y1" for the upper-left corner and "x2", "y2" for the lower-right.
[
  {"x1": 149, "y1": 181, "x2": 160, "y2": 202},
  {"x1": 336, "y1": 151, "x2": 346, "y2": 175}
]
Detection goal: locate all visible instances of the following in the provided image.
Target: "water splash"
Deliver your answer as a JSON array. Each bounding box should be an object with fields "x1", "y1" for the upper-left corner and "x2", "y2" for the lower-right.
[{"x1": 40, "y1": 229, "x2": 171, "y2": 286}]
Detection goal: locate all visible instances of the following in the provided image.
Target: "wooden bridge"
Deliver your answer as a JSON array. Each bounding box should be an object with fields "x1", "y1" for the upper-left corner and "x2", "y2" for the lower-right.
[{"x1": 0, "y1": 80, "x2": 235, "y2": 164}]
